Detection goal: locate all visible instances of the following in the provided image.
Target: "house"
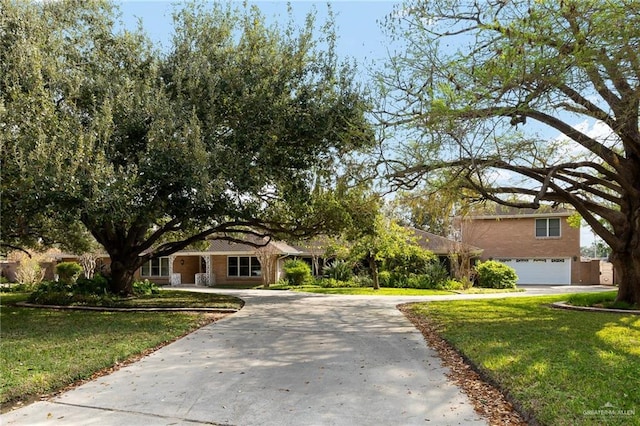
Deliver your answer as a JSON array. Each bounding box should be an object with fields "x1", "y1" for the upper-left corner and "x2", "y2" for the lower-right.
[
  {"x1": 15, "y1": 228, "x2": 483, "y2": 287},
  {"x1": 460, "y1": 206, "x2": 582, "y2": 285},
  {"x1": 408, "y1": 227, "x2": 483, "y2": 275},
  {"x1": 135, "y1": 238, "x2": 304, "y2": 286}
]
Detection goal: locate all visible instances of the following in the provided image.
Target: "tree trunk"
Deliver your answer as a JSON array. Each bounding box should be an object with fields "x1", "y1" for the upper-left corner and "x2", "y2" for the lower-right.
[
  {"x1": 611, "y1": 248, "x2": 640, "y2": 306},
  {"x1": 368, "y1": 255, "x2": 380, "y2": 290},
  {"x1": 108, "y1": 255, "x2": 140, "y2": 295}
]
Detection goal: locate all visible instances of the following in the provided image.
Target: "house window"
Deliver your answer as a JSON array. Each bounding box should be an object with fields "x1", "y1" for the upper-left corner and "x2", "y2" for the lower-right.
[
  {"x1": 228, "y1": 256, "x2": 261, "y2": 277},
  {"x1": 141, "y1": 257, "x2": 170, "y2": 277},
  {"x1": 535, "y1": 218, "x2": 561, "y2": 238}
]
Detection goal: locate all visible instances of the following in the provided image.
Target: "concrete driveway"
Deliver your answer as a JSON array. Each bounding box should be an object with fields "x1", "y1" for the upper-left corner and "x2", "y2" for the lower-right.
[{"x1": 1, "y1": 285, "x2": 612, "y2": 425}]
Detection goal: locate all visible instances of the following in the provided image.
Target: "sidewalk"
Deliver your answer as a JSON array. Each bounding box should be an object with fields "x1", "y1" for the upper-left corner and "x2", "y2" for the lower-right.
[{"x1": 2, "y1": 290, "x2": 486, "y2": 425}]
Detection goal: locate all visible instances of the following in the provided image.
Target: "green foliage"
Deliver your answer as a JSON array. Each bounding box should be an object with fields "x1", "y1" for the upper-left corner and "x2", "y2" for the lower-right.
[
  {"x1": 382, "y1": 245, "x2": 437, "y2": 275},
  {"x1": 381, "y1": 0, "x2": 640, "y2": 305},
  {"x1": 132, "y1": 279, "x2": 160, "y2": 296},
  {"x1": 1, "y1": 1, "x2": 374, "y2": 295},
  {"x1": 283, "y1": 259, "x2": 313, "y2": 286},
  {"x1": 475, "y1": 260, "x2": 518, "y2": 289},
  {"x1": 322, "y1": 260, "x2": 353, "y2": 281},
  {"x1": 55, "y1": 262, "x2": 83, "y2": 285},
  {"x1": 379, "y1": 261, "x2": 452, "y2": 290},
  {"x1": 27, "y1": 275, "x2": 158, "y2": 305}
]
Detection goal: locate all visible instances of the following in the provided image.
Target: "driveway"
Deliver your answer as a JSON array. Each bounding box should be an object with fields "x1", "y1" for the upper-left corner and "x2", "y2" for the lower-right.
[{"x1": 1, "y1": 285, "x2": 612, "y2": 425}]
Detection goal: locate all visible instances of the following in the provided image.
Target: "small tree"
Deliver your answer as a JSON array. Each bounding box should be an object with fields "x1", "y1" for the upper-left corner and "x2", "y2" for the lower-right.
[
  {"x1": 15, "y1": 256, "x2": 45, "y2": 289},
  {"x1": 254, "y1": 244, "x2": 279, "y2": 288},
  {"x1": 78, "y1": 252, "x2": 101, "y2": 279}
]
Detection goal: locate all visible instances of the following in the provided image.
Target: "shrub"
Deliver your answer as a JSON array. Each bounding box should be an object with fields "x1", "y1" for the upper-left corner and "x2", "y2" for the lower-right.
[
  {"x1": 322, "y1": 260, "x2": 353, "y2": 281},
  {"x1": 350, "y1": 275, "x2": 373, "y2": 288},
  {"x1": 443, "y1": 279, "x2": 464, "y2": 291},
  {"x1": 75, "y1": 273, "x2": 110, "y2": 295},
  {"x1": 317, "y1": 278, "x2": 348, "y2": 288},
  {"x1": 283, "y1": 259, "x2": 313, "y2": 286},
  {"x1": 378, "y1": 270, "x2": 391, "y2": 287},
  {"x1": 55, "y1": 262, "x2": 83, "y2": 285},
  {"x1": 132, "y1": 279, "x2": 160, "y2": 295},
  {"x1": 475, "y1": 260, "x2": 518, "y2": 289}
]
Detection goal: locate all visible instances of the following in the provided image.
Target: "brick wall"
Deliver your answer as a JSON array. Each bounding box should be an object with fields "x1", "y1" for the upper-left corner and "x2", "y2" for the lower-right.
[{"x1": 463, "y1": 216, "x2": 582, "y2": 283}]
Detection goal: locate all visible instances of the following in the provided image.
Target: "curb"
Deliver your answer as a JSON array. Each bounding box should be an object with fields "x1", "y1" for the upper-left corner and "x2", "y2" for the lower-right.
[
  {"x1": 551, "y1": 301, "x2": 640, "y2": 315},
  {"x1": 15, "y1": 301, "x2": 238, "y2": 314}
]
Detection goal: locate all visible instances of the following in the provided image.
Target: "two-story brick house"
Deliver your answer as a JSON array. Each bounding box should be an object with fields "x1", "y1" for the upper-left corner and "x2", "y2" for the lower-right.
[{"x1": 460, "y1": 206, "x2": 581, "y2": 285}]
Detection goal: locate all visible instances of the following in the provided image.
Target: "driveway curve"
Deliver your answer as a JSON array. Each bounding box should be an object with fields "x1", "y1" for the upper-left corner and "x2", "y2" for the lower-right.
[{"x1": 2, "y1": 285, "x2": 612, "y2": 426}]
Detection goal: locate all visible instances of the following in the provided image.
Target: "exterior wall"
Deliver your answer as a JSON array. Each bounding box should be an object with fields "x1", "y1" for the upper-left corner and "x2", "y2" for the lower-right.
[
  {"x1": 172, "y1": 255, "x2": 201, "y2": 284},
  {"x1": 463, "y1": 216, "x2": 582, "y2": 283},
  {"x1": 579, "y1": 259, "x2": 601, "y2": 285},
  {"x1": 210, "y1": 255, "x2": 263, "y2": 286}
]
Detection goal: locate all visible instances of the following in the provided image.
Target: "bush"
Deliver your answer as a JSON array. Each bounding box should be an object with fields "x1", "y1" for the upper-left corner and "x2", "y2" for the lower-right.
[
  {"x1": 55, "y1": 262, "x2": 83, "y2": 285},
  {"x1": 475, "y1": 260, "x2": 518, "y2": 289},
  {"x1": 322, "y1": 260, "x2": 353, "y2": 281},
  {"x1": 132, "y1": 279, "x2": 160, "y2": 295},
  {"x1": 378, "y1": 270, "x2": 391, "y2": 287},
  {"x1": 75, "y1": 273, "x2": 110, "y2": 295},
  {"x1": 283, "y1": 259, "x2": 313, "y2": 286}
]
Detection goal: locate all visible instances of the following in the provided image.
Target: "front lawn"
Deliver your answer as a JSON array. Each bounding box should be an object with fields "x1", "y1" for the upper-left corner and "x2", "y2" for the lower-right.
[
  {"x1": 276, "y1": 285, "x2": 523, "y2": 296},
  {"x1": 0, "y1": 291, "x2": 242, "y2": 411},
  {"x1": 274, "y1": 285, "x2": 454, "y2": 295},
  {"x1": 406, "y1": 295, "x2": 640, "y2": 425}
]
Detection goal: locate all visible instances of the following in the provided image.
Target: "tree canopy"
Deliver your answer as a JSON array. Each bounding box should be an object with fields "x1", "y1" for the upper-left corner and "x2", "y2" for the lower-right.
[
  {"x1": 1, "y1": 0, "x2": 374, "y2": 293},
  {"x1": 379, "y1": 0, "x2": 640, "y2": 304}
]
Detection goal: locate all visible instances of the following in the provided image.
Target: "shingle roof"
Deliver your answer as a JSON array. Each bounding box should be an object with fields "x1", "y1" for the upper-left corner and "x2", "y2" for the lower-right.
[
  {"x1": 467, "y1": 204, "x2": 573, "y2": 219},
  {"x1": 205, "y1": 238, "x2": 301, "y2": 255},
  {"x1": 408, "y1": 227, "x2": 483, "y2": 255}
]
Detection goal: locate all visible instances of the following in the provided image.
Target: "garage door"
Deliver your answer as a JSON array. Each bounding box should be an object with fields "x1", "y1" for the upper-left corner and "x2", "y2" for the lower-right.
[{"x1": 495, "y1": 258, "x2": 571, "y2": 285}]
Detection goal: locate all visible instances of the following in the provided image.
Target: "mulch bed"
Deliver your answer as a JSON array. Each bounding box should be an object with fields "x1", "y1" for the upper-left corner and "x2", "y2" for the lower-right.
[{"x1": 398, "y1": 303, "x2": 533, "y2": 426}]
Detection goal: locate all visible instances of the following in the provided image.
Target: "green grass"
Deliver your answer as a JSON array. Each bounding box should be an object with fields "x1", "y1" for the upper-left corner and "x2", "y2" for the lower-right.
[
  {"x1": 566, "y1": 291, "x2": 639, "y2": 310},
  {"x1": 408, "y1": 295, "x2": 640, "y2": 425},
  {"x1": 0, "y1": 291, "x2": 243, "y2": 410},
  {"x1": 278, "y1": 285, "x2": 523, "y2": 296},
  {"x1": 280, "y1": 285, "x2": 454, "y2": 296}
]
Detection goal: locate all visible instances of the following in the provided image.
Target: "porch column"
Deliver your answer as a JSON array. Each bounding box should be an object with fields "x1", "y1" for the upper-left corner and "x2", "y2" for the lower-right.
[
  {"x1": 169, "y1": 254, "x2": 180, "y2": 286},
  {"x1": 203, "y1": 255, "x2": 212, "y2": 286}
]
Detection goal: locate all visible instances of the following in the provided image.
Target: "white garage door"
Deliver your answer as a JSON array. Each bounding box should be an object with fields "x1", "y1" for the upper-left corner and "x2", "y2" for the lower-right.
[{"x1": 496, "y1": 258, "x2": 571, "y2": 285}]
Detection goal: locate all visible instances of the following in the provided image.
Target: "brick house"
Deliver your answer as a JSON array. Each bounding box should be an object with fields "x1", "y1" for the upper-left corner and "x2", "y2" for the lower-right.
[{"x1": 460, "y1": 206, "x2": 582, "y2": 285}]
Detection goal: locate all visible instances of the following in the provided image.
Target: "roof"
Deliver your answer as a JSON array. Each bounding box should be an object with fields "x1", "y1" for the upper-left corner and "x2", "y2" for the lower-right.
[
  {"x1": 408, "y1": 228, "x2": 483, "y2": 256},
  {"x1": 204, "y1": 238, "x2": 301, "y2": 255},
  {"x1": 466, "y1": 204, "x2": 574, "y2": 220}
]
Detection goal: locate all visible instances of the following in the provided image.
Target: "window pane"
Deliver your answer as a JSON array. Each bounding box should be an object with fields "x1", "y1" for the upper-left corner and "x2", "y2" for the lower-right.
[
  {"x1": 160, "y1": 258, "x2": 169, "y2": 276},
  {"x1": 239, "y1": 257, "x2": 250, "y2": 276},
  {"x1": 250, "y1": 257, "x2": 261, "y2": 276},
  {"x1": 535, "y1": 219, "x2": 547, "y2": 237},
  {"x1": 151, "y1": 258, "x2": 160, "y2": 276},
  {"x1": 228, "y1": 257, "x2": 238, "y2": 276},
  {"x1": 548, "y1": 218, "x2": 560, "y2": 237},
  {"x1": 141, "y1": 262, "x2": 150, "y2": 276}
]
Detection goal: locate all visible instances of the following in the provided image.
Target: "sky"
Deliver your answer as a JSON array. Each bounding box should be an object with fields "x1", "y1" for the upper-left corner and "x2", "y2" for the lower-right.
[
  {"x1": 115, "y1": 1, "x2": 598, "y2": 248},
  {"x1": 118, "y1": 0, "x2": 400, "y2": 84}
]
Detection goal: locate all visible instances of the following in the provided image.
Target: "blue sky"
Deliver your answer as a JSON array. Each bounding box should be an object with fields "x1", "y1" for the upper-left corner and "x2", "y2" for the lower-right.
[
  {"x1": 116, "y1": 1, "x2": 597, "y2": 248},
  {"x1": 118, "y1": 0, "x2": 400, "y2": 83}
]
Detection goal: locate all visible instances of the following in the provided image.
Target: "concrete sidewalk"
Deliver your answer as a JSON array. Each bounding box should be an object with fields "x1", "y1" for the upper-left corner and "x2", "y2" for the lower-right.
[{"x1": 2, "y1": 290, "x2": 487, "y2": 426}]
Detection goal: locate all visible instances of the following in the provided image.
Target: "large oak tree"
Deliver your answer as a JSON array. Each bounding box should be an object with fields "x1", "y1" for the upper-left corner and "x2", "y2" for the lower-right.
[
  {"x1": 379, "y1": 0, "x2": 640, "y2": 304},
  {"x1": 1, "y1": 0, "x2": 374, "y2": 294}
]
